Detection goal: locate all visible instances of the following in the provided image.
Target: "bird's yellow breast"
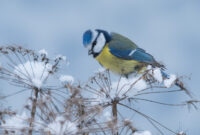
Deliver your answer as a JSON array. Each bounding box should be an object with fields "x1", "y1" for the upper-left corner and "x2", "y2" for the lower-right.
[{"x1": 96, "y1": 44, "x2": 145, "y2": 75}]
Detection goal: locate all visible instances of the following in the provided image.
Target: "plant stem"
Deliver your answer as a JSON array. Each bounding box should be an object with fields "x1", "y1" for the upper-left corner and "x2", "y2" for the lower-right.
[
  {"x1": 79, "y1": 104, "x2": 89, "y2": 135},
  {"x1": 112, "y1": 100, "x2": 118, "y2": 135},
  {"x1": 28, "y1": 88, "x2": 39, "y2": 135}
]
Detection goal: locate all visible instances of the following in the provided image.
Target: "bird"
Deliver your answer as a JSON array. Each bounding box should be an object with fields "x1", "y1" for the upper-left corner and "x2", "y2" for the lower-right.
[
  {"x1": 82, "y1": 29, "x2": 191, "y2": 97},
  {"x1": 82, "y1": 29, "x2": 167, "y2": 78}
]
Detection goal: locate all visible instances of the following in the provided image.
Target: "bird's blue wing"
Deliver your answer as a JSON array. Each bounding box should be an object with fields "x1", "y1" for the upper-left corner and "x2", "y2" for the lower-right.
[
  {"x1": 109, "y1": 47, "x2": 156, "y2": 64},
  {"x1": 108, "y1": 32, "x2": 158, "y2": 65}
]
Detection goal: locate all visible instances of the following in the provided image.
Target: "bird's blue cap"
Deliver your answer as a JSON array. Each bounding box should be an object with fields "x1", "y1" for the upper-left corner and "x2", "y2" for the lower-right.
[{"x1": 83, "y1": 30, "x2": 93, "y2": 47}]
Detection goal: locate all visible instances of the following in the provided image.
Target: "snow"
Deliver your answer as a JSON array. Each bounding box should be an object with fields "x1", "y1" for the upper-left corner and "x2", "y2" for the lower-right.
[
  {"x1": 59, "y1": 75, "x2": 74, "y2": 84},
  {"x1": 45, "y1": 116, "x2": 77, "y2": 135},
  {"x1": 147, "y1": 66, "x2": 163, "y2": 83},
  {"x1": 147, "y1": 65, "x2": 177, "y2": 88},
  {"x1": 112, "y1": 76, "x2": 147, "y2": 97},
  {"x1": 14, "y1": 61, "x2": 52, "y2": 88},
  {"x1": 38, "y1": 49, "x2": 48, "y2": 56},
  {"x1": 91, "y1": 75, "x2": 147, "y2": 105},
  {"x1": 1, "y1": 111, "x2": 28, "y2": 130},
  {"x1": 32, "y1": 78, "x2": 43, "y2": 88},
  {"x1": 146, "y1": 65, "x2": 152, "y2": 70},
  {"x1": 164, "y1": 74, "x2": 176, "y2": 88},
  {"x1": 153, "y1": 68, "x2": 163, "y2": 83},
  {"x1": 134, "y1": 131, "x2": 152, "y2": 135}
]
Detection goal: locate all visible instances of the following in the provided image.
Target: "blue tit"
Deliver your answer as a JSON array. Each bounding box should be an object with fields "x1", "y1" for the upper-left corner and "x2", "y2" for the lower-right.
[{"x1": 82, "y1": 29, "x2": 165, "y2": 78}]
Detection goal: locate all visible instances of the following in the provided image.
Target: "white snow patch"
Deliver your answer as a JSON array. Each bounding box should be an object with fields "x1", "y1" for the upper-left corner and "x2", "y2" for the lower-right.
[
  {"x1": 146, "y1": 65, "x2": 152, "y2": 70},
  {"x1": 38, "y1": 49, "x2": 48, "y2": 56},
  {"x1": 112, "y1": 76, "x2": 147, "y2": 97},
  {"x1": 134, "y1": 131, "x2": 152, "y2": 135},
  {"x1": 14, "y1": 61, "x2": 52, "y2": 88},
  {"x1": 91, "y1": 75, "x2": 147, "y2": 105},
  {"x1": 164, "y1": 74, "x2": 176, "y2": 88},
  {"x1": 45, "y1": 116, "x2": 77, "y2": 135},
  {"x1": 153, "y1": 68, "x2": 163, "y2": 83},
  {"x1": 2, "y1": 112, "x2": 28, "y2": 130},
  {"x1": 147, "y1": 66, "x2": 163, "y2": 83},
  {"x1": 59, "y1": 75, "x2": 74, "y2": 84}
]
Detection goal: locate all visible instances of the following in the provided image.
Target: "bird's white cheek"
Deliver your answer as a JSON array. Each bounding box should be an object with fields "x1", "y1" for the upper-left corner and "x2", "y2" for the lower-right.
[{"x1": 93, "y1": 33, "x2": 106, "y2": 53}]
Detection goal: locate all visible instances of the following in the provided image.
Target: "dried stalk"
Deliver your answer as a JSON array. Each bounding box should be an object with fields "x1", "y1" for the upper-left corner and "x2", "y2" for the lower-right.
[
  {"x1": 28, "y1": 88, "x2": 39, "y2": 135},
  {"x1": 112, "y1": 99, "x2": 118, "y2": 135}
]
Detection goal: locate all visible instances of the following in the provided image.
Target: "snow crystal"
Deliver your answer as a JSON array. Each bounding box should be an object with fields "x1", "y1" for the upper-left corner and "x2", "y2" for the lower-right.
[
  {"x1": 153, "y1": 68, "x2": 163, "y2": 83},
  {"x1": 14, "y1": 61, "x2": 52, "y2": 88},
  {"x1": 59, "y1": 75, "x2": 74, "y2": 84},
  {"x1": 2, "y1": 112, "x2": 28, "y2": 130},
  {"x1": 38, "y1": 49, "x2": 48, "y2": 56},
  {"x1": 164, "y1": 74, "x2": 176, "y2": 88},
  {"x1": 45, "y1": 116, "x2": 77, "y2": 135},
  {"x1": 134, "y1": 131, "x2": 152, "y2": 135}
]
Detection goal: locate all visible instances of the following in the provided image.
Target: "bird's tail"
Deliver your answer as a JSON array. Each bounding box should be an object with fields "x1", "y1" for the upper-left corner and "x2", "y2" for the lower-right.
[{"x1": 160, "y1": 70, "x2": 169, "y2": 79}]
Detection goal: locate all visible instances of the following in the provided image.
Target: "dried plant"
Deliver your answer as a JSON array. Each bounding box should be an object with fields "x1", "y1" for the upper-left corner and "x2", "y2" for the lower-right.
[{"x1": 0, "y1": 46, "x2": 199, "y2": 135}]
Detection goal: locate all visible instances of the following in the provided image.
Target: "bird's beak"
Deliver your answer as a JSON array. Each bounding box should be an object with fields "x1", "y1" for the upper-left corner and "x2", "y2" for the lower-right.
[{"x1": 88, "y1": 49, "x2": 92, "y2": 55}]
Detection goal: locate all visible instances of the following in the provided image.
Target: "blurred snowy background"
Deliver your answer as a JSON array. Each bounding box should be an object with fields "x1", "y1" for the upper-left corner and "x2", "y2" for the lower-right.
[{"x1": 0, "y1": 0, "x2": 200, "y2": 134}]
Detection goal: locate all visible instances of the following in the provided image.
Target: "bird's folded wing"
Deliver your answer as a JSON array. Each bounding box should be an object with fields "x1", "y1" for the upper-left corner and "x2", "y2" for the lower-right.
[
  {"x1": 109, "y1": 47, "x2": 156, "y2": 64},
  {"x1": 110, "y1": 32, "x2": 138, "y2": 50}
]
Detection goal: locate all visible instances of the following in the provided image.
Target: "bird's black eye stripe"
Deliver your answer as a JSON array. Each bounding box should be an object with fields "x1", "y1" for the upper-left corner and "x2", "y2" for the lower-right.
[
  {"x1": 90, "y1": 31, "x2": 101, "y2": 56},
  {"x1": 92, "y1": 40, "x2": 97, "y2": 46},
  {"x1": 91, "y1": 40, "x2": 96, "y2": 51},
  {"x1": 92, "y1": 31, "x2": 100, "y2": 47}
]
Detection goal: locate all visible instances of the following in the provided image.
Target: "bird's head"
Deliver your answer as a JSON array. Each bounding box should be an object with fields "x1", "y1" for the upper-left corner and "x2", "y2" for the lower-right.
[{"x1": 82, "y1": 29, "x2": 111, "y2": 57}]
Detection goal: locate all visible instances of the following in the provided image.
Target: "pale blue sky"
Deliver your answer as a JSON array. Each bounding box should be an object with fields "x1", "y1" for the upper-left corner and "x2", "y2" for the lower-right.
[{"x1": 0, "y1": 0, "x2": 200, "y2": 134}]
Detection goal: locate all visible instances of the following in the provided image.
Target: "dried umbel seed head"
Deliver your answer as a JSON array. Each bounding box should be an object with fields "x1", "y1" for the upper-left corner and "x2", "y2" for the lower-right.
[{"x1": 123, "y1": 119, "x2": 132, "y2": 126}]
